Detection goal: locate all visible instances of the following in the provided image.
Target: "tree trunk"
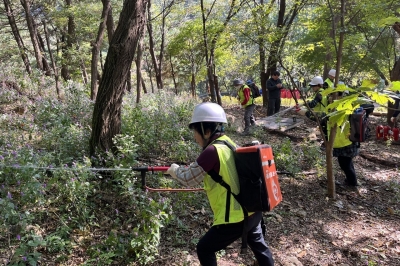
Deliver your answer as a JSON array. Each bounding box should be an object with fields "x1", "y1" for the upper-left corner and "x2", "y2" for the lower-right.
[
  {"x1": 388, "y1": 22, "x2": 400, "y2": 126},
  {"x1": 91, "y1": 0, "x2": 111, "y2": 100},
  {"x1": 20, "y1": 0, "x2": 48, "y2": 72},
  {"x1": 201, "y1": 0, "x2": 240, "y2": 105},
  {"x1": 147, "y1": 0, "x2": 164, "y2": 90},
  {"x1": 43, "y1": 19, "x2": 62, "y2": 99},
  {"x1": 326, "y1": 125, "x2": 336, "y2": 199},
  {"x1": 4, "y1": 0, "x2": 32, "y2": 75},
  {"x1": 191, "y1": 72, "x2": 196, "y2": 97},
  {"x1": 90, "y1": 0, "x2": 149, "y2": 156},
  {"x1": 136, "y1": 31, "x2": 144, "y2": 103},
  {"x1": 141, "y1": 75, "x2": 147, "y2": 94}
]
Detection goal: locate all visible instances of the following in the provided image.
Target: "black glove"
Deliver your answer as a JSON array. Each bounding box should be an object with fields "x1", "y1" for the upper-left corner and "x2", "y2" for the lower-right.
[{"x1": 315, "y1": 93, "x2": 322, "y2": 102}]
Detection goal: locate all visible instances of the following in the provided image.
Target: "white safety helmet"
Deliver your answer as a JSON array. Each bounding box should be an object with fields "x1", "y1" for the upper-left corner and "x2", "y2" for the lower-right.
[
  {"x1": 189, "y1": 102, "x2": 227, "y2": 127},
  {"x1": 328, "y1": 69, "x2": 336, "y2": 77},
  {"x1": 309, "y1": 76, "x2": 324, "y2": 86}
]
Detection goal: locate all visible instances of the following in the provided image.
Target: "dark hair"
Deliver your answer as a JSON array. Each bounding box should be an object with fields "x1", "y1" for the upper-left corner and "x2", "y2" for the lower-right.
[
  {"x1": 189, "y1": 122, "x2": 223, "y2": 138},
  {"x1": 272, "y1": 71, "x2": 280, "y2": 76}
]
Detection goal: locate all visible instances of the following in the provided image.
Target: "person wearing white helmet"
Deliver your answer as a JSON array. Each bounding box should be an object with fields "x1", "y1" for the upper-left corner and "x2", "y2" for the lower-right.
[
  {"x1": 298, "y1": 76, "x2": 328, "y2": 115},
  {"x1": 166, "y1": 102, "x2": 274, "y2": 266},
  {"x1": 324, "y1": 69, "x2": 336, "y2": 90},
  {"x1": 233, "y1": 78, "x2": 256, "y2": 135}
]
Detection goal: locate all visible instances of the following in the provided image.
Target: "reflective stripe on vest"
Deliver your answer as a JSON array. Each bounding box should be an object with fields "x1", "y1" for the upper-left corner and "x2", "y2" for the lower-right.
[{"x1": 203, "y1": 135, "x2": 246, "y2": 225}]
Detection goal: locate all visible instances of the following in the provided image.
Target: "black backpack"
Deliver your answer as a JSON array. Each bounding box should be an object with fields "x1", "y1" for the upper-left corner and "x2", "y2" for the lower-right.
[
  {"x1": 349, "y1": 104, "x2": 374, "y2": 142},
  {"x1": 249, "y1": 84, "x2": 261, "y2": 98}
]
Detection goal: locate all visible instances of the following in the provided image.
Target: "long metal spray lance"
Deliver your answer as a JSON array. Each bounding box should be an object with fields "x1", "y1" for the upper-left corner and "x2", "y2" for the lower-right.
[{"x1": 132, "y1": 166, "x2": 204, "y2": 192}]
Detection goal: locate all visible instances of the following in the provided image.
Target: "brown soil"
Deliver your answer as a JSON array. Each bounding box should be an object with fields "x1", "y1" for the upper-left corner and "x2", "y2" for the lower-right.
[{"x1": 153, "y1": 105, "x2": 400, "y2": 266}]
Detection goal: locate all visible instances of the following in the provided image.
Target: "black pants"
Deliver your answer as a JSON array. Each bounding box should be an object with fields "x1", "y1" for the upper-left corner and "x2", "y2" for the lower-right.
[
  {"x1": 267, "y1": 98, "x2": 281, "y2": 116},
  {"x1": 196, "y1": 212, "x2": 274, "y2": 266},
  {"x1": 338, "y1": 156, "x2": 357, "y2": 186}
]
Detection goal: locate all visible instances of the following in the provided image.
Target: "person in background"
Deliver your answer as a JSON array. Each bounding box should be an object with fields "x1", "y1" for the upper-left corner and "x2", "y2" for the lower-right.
[
  {"x1": 266, "y1": 71, "x2": 283, "y2": 116},
  {"x1": 329, "y1": 115, "x2": 360, "y2": 188},
  {"x1": 297, "y1": 76, "x2": 329, "y2": 141},
  {"x1": 324, "y1": 69, "x2": 336, "y2": 90},
  {"x1": 166, "y1": 102, "x2": 274, "y2": 266},
  {"x1": 234, "y1": 78, "x2": 255, "y2": 135},
  {"x1": 298, "y1": 76, "x2": 328, "y2": 116},
  {"x1": 390, "y1": 91, "x2": 400, "y2": 124}
]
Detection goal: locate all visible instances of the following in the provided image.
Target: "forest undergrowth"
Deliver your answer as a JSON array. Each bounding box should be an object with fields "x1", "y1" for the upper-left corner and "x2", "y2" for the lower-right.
[{"x1": 0, "y1": 78, "x2": 399, "y2": 266}]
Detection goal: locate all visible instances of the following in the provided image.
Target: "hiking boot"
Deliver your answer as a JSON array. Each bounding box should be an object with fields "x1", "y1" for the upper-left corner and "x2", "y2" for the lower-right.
[{"x1": 240, "y1": 130, "x2": 250, "y2": 136}]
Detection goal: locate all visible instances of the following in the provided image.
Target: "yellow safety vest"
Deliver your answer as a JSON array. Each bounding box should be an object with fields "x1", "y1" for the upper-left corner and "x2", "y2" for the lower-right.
[
  {"x1": 325, "y1": 78, "x2": 334, "y2": 89},
  {"x1": 328, "y1": 120, "x2": 353, "y2": 148},
  {"x1": 203, "y1": 135, "x2": 250, "y2": 225},
  {"x1": 306, "y1": 88, "x2": 328, "y2": 113},
  {"x1": 238, "y1": 85, "x2": 253, "y2": 108}
]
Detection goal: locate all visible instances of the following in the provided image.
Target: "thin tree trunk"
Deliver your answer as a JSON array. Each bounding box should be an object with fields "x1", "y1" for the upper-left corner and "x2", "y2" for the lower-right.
[
  {"x1": 147, "y1": 0, "x2": 163, "y2": 90},
  {"x1": 169, "y1": 54, "x2": 178, "y2": 94},
  {"x1": 201, "y1": 0, "x2": 240, "y2": 105},
  {"x1": 91, "y1": 0, "x2": 111, "y2": 100},
  {"x1": 90, "y1": 0, "x2": 149, "y2": 155},
  {"x1": 141, "y1": 75, "x2": 147, "y2": 94},
  {"x1": 43, "y1": 19, "x2": 61, "y2": 99},
  {"x1": 20, "y1": 0, "x2": 46, "y2": 71},
  {"x1": 136, "y1": 32, "x2": 144, "y2": 103},
  {"x1": 3, "y1": 0, "x2": 32, "y2": 74},
  {"x1": 388, "y1": 22, "x2": 400, "y2": 126}
]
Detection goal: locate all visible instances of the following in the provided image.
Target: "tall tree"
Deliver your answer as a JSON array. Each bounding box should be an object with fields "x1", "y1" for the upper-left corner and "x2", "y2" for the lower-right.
[
  {"x1": 20, "y1": 0, "x2": 50, "y2": 73},
  {"x1": 3, "y1": 0, "x2": 32, "y2": 74},
  {"x1": 200, "y1": 0, "x2": 244, "y2": 104},
  {"x1": 264, "y1": 0, "x2": 307, "y2": 107},
  {"x1": 90, "y1": 0, "x2": 149, "y2": 155},
  {"x1": 146, "y1": 0, "x2": 174, "y2": 91}
]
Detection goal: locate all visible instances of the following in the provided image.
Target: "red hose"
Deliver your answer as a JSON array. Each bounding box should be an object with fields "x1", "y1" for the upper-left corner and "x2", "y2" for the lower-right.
[{"x1": 147, "y1": 166, "x2": 169, "y2": 172}]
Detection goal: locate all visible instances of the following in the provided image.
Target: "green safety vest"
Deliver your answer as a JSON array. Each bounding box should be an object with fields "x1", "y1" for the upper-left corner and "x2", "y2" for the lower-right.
[
  {"x1": 238, "y1": 85, "x2": 253, "y2": 107},
  {"x1": 203, "y1": 135, "x2": 250, "y2": 225}
]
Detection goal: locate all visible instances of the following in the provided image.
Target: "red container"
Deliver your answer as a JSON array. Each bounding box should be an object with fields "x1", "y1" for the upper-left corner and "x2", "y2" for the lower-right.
[
  {"x1": 285, "y1": 90, "x2": 291, "y2": 99},
  {"x1": 376, "y1": 125, "x2": 384, "y2": 140},
  {"x1": 393, "y1": 127, "x2": 399, "y2": 141},
  {"x1": 294, "y1": 90, "x2": 300, "y2": 99},
  {"x1": 280, "y1": 89, "x2": 287, "y2": 99},
  {"x1": 383, "y1": 126, "x2": 390, "y2": 141}
]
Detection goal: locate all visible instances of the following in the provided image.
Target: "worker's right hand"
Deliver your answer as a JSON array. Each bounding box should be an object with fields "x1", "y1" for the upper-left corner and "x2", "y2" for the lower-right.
[
  {"x1": 166, "y1": 163, "x2": 179, "y2": 179},
  {"x1": 391, "y1": 117, "x2": 396, "y2": 123}
]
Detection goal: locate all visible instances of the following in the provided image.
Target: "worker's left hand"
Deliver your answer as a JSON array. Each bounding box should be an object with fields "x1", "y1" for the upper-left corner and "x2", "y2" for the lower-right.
[
  {"x1": 391, "y1": 117, "x2": 396, "y2": 123},
  {"x1": 166, "y1": 163, "x2": 179, "y2": 179}
]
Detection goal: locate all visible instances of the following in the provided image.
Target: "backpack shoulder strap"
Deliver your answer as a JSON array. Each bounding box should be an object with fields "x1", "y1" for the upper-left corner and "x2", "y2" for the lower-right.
[{"x1": 208, "y1": 140, "x2": 250, "y2": 254}]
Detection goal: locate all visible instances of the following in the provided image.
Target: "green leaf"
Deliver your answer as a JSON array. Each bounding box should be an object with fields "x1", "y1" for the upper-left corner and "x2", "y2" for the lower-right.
[
  {"x1": 328, "y1": 110, "x2": 347, "y2": 127},
  {"x1": 390, "y1": 81, "x2": 400, "y2": 92},
  {"x1": 365, "y1": 92, "x2": 393, "y2": 105},
  {"x1": 361, "y1": 80, "x2": 377, "y2": 89}
]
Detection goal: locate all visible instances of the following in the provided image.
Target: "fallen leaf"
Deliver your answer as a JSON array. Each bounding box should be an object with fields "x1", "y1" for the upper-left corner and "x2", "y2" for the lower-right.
[
  {"x1": 387, "y1": 207, "x2": 395, "y2": 215},
  {"x1": 297, "y1": 250, "x2": 307, "y2": 258}
]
